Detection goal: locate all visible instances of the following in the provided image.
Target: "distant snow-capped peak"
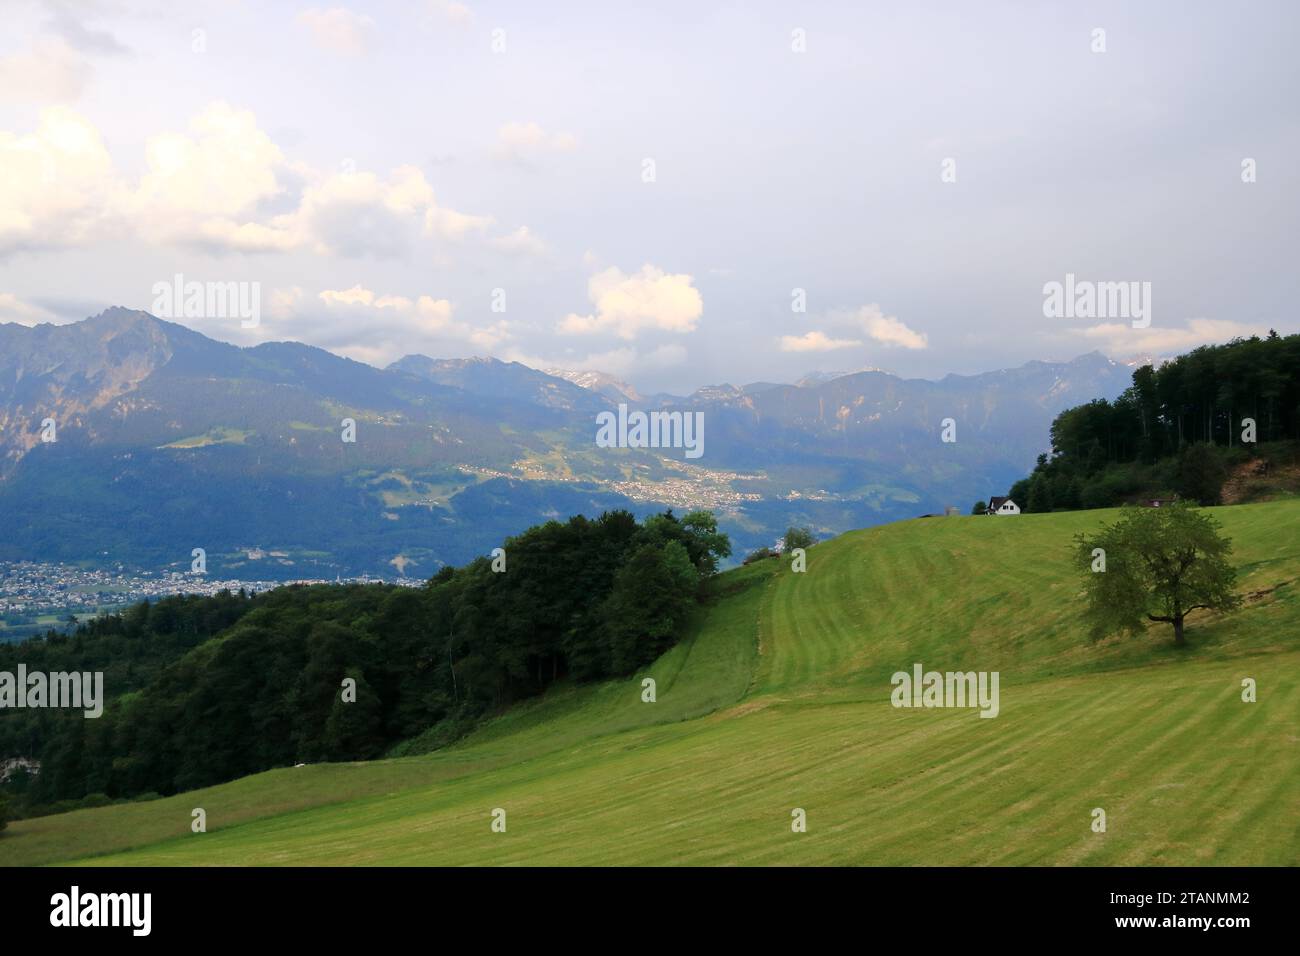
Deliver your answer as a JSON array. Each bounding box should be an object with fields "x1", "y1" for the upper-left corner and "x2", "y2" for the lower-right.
[{"x1": 543, "y1": 368, "x2": 641, "y2": 402}]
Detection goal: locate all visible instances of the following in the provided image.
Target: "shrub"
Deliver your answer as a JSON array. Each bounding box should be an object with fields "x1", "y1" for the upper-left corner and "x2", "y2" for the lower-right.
[{"x1": 782, "y1": 526, "x2": 815, "y2": 551}]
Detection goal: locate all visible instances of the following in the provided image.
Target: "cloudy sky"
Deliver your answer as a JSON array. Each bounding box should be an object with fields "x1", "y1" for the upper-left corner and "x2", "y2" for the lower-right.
[{"x1": 1, "y1": 0, "x2": 1296, "y2": 392}]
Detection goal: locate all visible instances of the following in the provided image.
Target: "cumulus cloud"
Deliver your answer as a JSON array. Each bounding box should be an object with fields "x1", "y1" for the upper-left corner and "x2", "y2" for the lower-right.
[
  {"x1": 489, "y1": 225, "x2": 547, "y2": 257},
  {"x1": 128, "y1": 102, "x2": 297, "y2": 251},
  {"x1": 0, "y1": 107, "x2": 120, "y2": 254},
  {"x1": 1070, "y1": 318, "x2": 1273, "y2": 357},
  {"x1": 0, "y1": 103, "x2": 515, "y2": 258},
  {"x1": 425, "y1": 205, "x2": 492, "y2": 240},
  {"x1": 318, "y1": 285, "x2": 458, "y2": 331},
  {"x1": 779, "y1": 330, "x2": 862, "y2": 352},
  {"x1": 296, "y1": 7, "x2": 376, "y2": 56},
  {"x1": 849, "y1": 303, "x2": 928, "y2": 349},
  {"x1": 296, "y1": 164, "x2": 446, "y2": 257},
  {"x1": 559, "y1": 265, "x2": 703, "y2": 339},
  {"x1": 494, "y1": 122, "x2": 577, "y2": 163},
  {"x1": 306, "y1": 284, "x2": 510, "y2": 364},
  {"x1": 426, "y1": 1, "x2": 473, "y2": 25}
]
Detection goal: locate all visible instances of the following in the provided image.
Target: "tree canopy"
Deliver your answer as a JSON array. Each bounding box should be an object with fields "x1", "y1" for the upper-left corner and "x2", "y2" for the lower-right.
[
  {"x1": 0, "y1": 508, "x2": 730, "y2": 814},
  {"x1": 1013, "y1": 333, "x2": 1300, "y2": 511},
  {"x1": 1073, "y1": 502, "x2": 1241, "y2": 646},
  {"x1": 782, "y1": 526, "x2": 815, "y2": 551}
]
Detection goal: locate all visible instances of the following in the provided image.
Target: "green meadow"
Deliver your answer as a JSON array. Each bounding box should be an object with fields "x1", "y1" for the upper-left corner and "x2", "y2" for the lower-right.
[{"x1": 4, "y1": 501, "x2": 1298, "y2": 866}]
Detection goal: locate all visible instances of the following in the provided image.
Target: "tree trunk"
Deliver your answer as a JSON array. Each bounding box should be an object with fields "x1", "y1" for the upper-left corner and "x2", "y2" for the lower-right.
[{"x1": 1173, "y1": 615, "x2": 1185, "y2": 647}]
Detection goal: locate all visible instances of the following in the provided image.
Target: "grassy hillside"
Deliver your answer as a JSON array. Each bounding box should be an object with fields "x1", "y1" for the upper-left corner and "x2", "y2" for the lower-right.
[{"x1": 4, "y1": 502, "x2": 1298, "y2": 866}]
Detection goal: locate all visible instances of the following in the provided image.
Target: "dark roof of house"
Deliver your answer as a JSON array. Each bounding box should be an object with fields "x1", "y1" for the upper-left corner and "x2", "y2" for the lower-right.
[{"x1": 988, "y1": 496, "x2": 1011, "y2": 509}]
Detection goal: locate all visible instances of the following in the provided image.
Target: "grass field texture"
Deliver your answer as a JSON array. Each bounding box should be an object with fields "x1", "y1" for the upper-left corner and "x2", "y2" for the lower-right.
[{"x1": 3, "y1": 501, "x2": 1297, "y2": 866}]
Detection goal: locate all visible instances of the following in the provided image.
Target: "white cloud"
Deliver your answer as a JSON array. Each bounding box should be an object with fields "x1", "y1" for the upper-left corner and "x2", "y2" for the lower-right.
[
  {"x1": 318, "y1": 285, "x2": 379, "y2": 308},
  {"x1": 0, "y1": 38, "x2": 91, "y2": 103},
  {"x1": 489, "y1": 225, "x2": 547, "y2": 257},
  {"x1": 296, "y1": 7, "x2": 376, "y2": 56},
  {"x1": 779, "y1": 330, "x2": 862, "y2": 352},
  {"x1": 848, "y1": 303, "x2": 928, "y2": 349},
  {"x1": 559, "y1": 265, "x2": 703, "y2": 339},
  {"x1": 128, "y1": 102, "x2": 296, "y2": 251},
  {"x1": 427, "y1": 1, "x2": 473, "y2": 26},
  {"x1": 425, "y1": 205, "x2": 492, "y2": 240},
  {"x1": 494, "y1": 121, "x2": 577, "y2": 162},
  {"x1": 1070, "y1": 318, "x2": 1273, "y2": 357},
  {"x1": 0, "y1": 103, "x2": 509, "y2": 258},
  {"x1": 296, "y1": 164, "x2": 442, "y2": 257},
  {"x1": 319, "y1": 285, "x2": 458, "y2": 334},
  {"x1": 308, "y1": 284, "x2": 511, "y2": 362},
  {"x1": 0, "y1": 106, "x2": 120, "y2": 254}
]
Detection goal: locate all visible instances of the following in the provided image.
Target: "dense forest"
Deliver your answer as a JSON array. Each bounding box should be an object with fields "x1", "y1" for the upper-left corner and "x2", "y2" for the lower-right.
[
  {"x1": 1010, "y1": 333, "x2": 1300, "y2": 511},
  {"x1": 0, "y1": 509, "x2": 729, "y2": 815}
]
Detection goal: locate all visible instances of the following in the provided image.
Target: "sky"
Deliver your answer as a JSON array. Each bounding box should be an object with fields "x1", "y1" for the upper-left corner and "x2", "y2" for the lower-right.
[{"x1": 1, "y1": 0, "x2": 1297, "y2": 393}]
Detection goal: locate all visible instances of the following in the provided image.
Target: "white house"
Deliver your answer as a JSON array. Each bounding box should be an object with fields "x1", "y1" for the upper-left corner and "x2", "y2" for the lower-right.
[
  {"x1": 987, "y1": 496, "x2": 1020, "y2": 515},
  {"x1": 1, "y1": 756, "x2": 40, "y2": 782}
]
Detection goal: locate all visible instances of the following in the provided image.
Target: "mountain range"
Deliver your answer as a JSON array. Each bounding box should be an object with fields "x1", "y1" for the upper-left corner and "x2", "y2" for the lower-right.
[{"x1": 0, "y1": 308, "x2": 1132, "y2": 578}]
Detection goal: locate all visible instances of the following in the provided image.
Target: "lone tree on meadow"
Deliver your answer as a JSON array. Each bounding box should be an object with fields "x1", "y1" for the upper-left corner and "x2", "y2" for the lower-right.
[{"x1": 1073, "y1": 502, "x2": 1241, "y2": 647}]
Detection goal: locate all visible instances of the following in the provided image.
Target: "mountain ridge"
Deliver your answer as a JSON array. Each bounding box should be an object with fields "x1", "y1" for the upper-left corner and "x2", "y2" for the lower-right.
[
  {"x1": 4, "y1": 307, "x2": 1128, "y2": 401},
  {"x1": 0, "y1": 308, "x2": 1133, "y2": 577}
]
